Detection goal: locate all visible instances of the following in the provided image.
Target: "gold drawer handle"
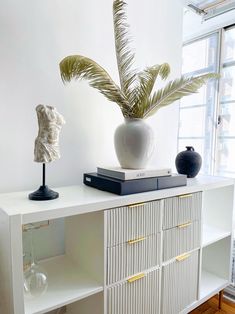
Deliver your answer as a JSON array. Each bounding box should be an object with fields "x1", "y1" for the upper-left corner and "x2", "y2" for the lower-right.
[
  {"x1": 128, "y1": 236, "x2": 146, "y2": 245},
  {"x1": 128, "y1": 273, "x2": 145, "y2": 283},
  {"x1": 176, "y1": 253, "x2": 191, "y2": 262},
  {"x1": 178, "y1": 222, "x2": 192, "y2": 229},
  {"x1": 128, "y1": 202, "x2": 145, "y2": 208},
  {"x1": 178, "y1": 194, "x2": 193, "y2": 199}
]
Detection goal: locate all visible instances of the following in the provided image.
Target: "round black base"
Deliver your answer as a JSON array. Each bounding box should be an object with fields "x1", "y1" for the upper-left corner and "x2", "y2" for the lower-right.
[{"x1": 29, "y1": 185, "x2": 59, "y2": 201}]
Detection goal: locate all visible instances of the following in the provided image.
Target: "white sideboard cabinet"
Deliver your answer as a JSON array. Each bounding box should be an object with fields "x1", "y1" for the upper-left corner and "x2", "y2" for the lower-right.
[{"x1": 0, "y1": 175, "x2": 234, "y2": 314}]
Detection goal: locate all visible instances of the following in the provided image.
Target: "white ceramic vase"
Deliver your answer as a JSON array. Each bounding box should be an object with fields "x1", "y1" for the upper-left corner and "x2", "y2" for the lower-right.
[{"x1": 114, "y1": 118, "x2": 154, "y2": 169}]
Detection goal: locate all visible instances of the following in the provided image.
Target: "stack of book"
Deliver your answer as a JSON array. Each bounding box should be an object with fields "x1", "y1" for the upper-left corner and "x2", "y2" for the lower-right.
[{"x1": 83, "y1": 167, "x2": 187, "y2": 196}]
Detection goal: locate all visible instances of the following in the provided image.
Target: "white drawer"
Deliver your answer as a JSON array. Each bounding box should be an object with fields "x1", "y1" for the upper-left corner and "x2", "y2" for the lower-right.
[
  {"x1": 106, "y1": 200, "x2": 161, "y2": 247},
  {"x1": 107, "y1": 233, "x2": 161, "y2": 285},
  {"x1": 163, "y1": 220, "x2": 201, "y2": 262},
  {"x1": 163, "y1": 192, "x2": 202, "y2": 230},
  {"x1": 162, "y1": 250, "x2": 199, "y2": 314},
  {"x1": 107, "y1": 268, "x2": 160, "y2": 314}
]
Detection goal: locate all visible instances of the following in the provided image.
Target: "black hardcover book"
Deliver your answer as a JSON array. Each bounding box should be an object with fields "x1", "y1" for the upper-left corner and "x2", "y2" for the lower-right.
[
  {"x1": 157, "y1": 174, "x2": 187, "y2": 190},
  {"x1": 83, "y1": 173, "x2": 158, "y2": 195},
  {"x1": 83, "y1": 173, "x2": 187, "y2": 195}
]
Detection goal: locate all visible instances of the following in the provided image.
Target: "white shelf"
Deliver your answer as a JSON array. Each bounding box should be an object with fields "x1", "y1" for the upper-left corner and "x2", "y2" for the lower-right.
[
  {"x1": 181, "y1": 270, "x2": 229, "y2": 313},
  {"x1": 0, "y1": 175, "x2": 233, "y2": 224},
  {"x1": 0, "y1": 176, "x2": 233, "y2": 314},
  {"x1": 24, "y1": 255, "x2": 103, "y2": 314},
  {"x1": 200, "y1": 270, "x2": 229, "y2": 300},
  {"x1": 202, "y1": 224, "x2": 231, "y2": 247}
]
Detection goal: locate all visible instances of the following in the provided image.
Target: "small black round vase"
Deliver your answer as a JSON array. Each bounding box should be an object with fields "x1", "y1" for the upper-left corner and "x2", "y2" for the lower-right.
[{"x1": 175, "y1": 146, "x2": 202, "y2": 178}]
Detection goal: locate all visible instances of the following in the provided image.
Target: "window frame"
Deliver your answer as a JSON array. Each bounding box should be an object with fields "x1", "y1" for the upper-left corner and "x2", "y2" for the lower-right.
[{"x1": 178, "y1": 25, "x2": 235, "y2": 176}]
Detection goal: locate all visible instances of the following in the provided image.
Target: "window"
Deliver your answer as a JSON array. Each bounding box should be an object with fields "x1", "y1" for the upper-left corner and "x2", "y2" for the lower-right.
[
  {"x1": 216, "y1": 27, "x2": 235, "y2": 176},
  {"x1": 179, "y1": 26, "x2": 235, "y2": 299},
  {"x1": 178, "y1": 26, "x2": 235, "y2": 177}
]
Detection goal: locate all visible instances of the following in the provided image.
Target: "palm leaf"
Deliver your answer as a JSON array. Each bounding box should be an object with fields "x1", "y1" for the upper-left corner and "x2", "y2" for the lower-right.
[
  {"x1": 113, "y1": 0, "x2": 137, "y2": 106},
  {"x1": 60, "y1": 55, "x2": 130, "y2": 115},
  {"x1": 131, "y1": 63, "x2": 171, "y2": 117},
  {"x1": 143, "y1": 73, "x2": 219, "y2": 118},
  {"x1": 59, "y1": 2, "x2": 218, "y2": 121}
]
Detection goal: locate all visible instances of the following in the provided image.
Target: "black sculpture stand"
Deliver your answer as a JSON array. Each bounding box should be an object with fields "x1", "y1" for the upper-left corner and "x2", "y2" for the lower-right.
[{"x1": 29, "y1": 163, "x2": 59, "y2": 201}]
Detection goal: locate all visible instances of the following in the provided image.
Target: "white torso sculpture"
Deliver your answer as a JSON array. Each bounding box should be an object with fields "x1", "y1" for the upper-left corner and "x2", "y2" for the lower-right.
[{"x1": 34, "y1": 105, "x2": 65, "y2": 163}]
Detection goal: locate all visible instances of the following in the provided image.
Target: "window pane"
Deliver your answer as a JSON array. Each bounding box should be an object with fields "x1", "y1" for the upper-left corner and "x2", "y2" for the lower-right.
[
  {"x1": 216, "y1": 138, "x2": 235, "y2": 175},
  {"x1": 215, "y1": 28, "x2": 235, "y2": 178},
  {"x1": 221, "y1": 66, "x2": 235, "y2": 102},
  {"x1": 182, "y1": 34, "x2": 218, "y2": 74},
  {"x1": 219, "y1": 103, "x2": 235, "y2": 136},
  {"x1": 181, "y1": 79, "x2": 217, "y2": 108},
  {"x1": 179, "y1": 106, "x2": 206, "y2": 137},
  {"x1": 179, "y1": 33, "x2": 219, "y2": 175},
  {"x1": 180, "y1": 85, "x2": 207, "y2": 107},
  {"x1": 224, "y1": 27, "x2": 235, "y2": 63}
]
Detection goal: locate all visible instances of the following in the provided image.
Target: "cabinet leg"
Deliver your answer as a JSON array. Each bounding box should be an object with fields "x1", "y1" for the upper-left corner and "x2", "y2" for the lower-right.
[{"x1": 219, "y1": 290, "x2": 223, "y2": 310}]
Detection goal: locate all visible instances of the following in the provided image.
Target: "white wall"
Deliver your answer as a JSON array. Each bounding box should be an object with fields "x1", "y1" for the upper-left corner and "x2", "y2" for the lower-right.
[
  {"x1": 0, "y1": 0, "x2": 183, "y2": 193},
  {"x1": 183, "y1": 8, "x2": 235, "y2": 41}
]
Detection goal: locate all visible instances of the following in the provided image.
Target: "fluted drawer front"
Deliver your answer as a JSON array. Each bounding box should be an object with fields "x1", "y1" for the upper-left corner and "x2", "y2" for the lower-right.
[
  {"x1": 107, "y1": 233, "x2": 161, "y2": 285},
  {"x1": 163, "y1": 220, "x2": 201, "y2": 262},
  {"x1": 106, "y1": 200, "x2": 161, "y2": 247},
  {"x1": 107, "y1": 269, "x2": 160, "y2": 314},
  {"x1": 162, "y1": 250, "x2": 199, "y2": 314},
  {"x1": 163, "y1": 192, "x2": 202, "y2": 230}
]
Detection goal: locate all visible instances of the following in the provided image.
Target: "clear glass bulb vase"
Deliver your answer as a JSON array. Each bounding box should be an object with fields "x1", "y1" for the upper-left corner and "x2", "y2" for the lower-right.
[{"x1": 23, "y1": 225, "x2": 48, "y2": 298}]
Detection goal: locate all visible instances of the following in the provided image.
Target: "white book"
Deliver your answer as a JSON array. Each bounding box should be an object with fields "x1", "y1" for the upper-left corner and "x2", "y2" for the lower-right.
[{"x1": 97, "y1": 166, "x2": 172, "y2": 181}]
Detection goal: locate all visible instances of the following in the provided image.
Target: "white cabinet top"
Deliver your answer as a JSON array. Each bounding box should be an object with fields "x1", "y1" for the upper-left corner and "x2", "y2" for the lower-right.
[{"x1": 0, "y1": 175, "x2": 234, "y2": 224}]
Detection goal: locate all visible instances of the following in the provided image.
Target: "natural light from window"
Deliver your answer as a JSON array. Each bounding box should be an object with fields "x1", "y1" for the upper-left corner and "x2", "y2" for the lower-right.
[{"x1": 178, "y1": 26, "x2": 235, "y2": 178}]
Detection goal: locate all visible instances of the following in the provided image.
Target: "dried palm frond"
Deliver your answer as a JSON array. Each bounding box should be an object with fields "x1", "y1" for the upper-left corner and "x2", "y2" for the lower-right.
[
  {"x1": 60, "y1": 1, "x2": 219, "y2": 120},
  {"x1": 143, "y1": 73, "x2": 218, "y2": 118},
  {"x1": 113, "y1": 0, "x2": 137, "y2": 107},
  {"x1": 60, "y1": 55, "x2": 130, "y2": 116},
  {"x1": 130, "y1": 63, "x2": 171, "y2": 118}
]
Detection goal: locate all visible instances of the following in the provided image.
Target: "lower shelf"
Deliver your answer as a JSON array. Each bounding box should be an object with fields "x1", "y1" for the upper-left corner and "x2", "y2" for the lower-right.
[
  {"x1": 181, "y1": 270, "x2": 229, "y2": 313},
  {"x1": 200, "y1": 270, "x2": 229, "y2": 300},
  {"x1": 24, "y1": 255, "x2": 103, "y2": 314}
]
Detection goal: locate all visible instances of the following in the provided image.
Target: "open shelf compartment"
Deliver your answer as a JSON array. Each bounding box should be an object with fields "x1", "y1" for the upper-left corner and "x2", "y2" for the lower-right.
[
  {"x1": 25, "y1": 256, "x2": 103, "y2": 314},
  {"x1": 200, "y1": 270, "x2": 228, "y2": 300},
  {"x1": 202, "y1": 185, "x2": 234, "y2": 242},
  {"x1": 23, "y1": 211, "x2": 104, "y2": 314},
  {"x1": 202, "y1": 224, "x2": 231, "y2": 247},
  {"x1": 200, "y1": 237, "x2": 232, "y2": 299}
]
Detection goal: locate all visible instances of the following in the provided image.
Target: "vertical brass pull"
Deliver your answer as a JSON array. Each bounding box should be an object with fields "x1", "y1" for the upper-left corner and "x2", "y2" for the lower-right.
[
  {"x1": 128, "y1": 236, "x2": 146, "y2": 245},
  {"x1": 177, "y1": 222, "x2": 192, "y2": 229},
  {"x1": 178, "y1": 194, "x2": 193, "y2": 199},
  {"x1": 128, "y1": 273, "x2": 145, "y2": 283},
  {"x1": 128, "y1": 202, "x2": 145, "y2": 208},
  {"x1": 176, "y1": 253, "x2": 191, "y2": 262}
]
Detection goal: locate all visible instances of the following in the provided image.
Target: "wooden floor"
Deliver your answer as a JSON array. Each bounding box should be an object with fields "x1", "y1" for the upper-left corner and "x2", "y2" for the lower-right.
[{"x1": 190, "y1": 296, "x2": 235, "y2": 314}]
